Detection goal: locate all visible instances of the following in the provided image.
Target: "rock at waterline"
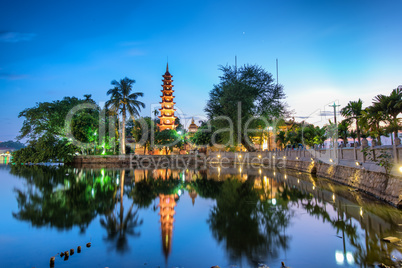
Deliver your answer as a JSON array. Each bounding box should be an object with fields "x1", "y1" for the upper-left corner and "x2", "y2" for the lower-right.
[
  {"x1": 382, "y1": 237, "x2": 400, "y2": 243},
  {"x1": 86, "y1": 242, "x2": 91, "y2": 247}
]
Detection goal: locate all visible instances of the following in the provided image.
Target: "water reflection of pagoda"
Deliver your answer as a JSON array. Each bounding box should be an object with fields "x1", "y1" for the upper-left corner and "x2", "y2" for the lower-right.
[{"x1": 158, "y1": 194, "x2": 177, "y2": 260}]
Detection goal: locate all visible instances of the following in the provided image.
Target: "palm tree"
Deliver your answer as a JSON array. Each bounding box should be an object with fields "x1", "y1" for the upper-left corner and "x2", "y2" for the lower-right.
[
  {"x1": 372, "y1": 88, "x2": 402, "y2": 143},
  {"x1": 106, "y1": 77, "x2": 145, "y2": 154},
  {"x1": 359, "y1": 107, "x2": 385, "y2": 145},
  {"x1": 337, "y1": 119, "x2": 350, "y2": 146},
  {"x1": 340, "y1": 99, "x2": 363, "y2": 145},
  {"x1": 350, "y1": 130, "x2": 357, "y2": 146}
]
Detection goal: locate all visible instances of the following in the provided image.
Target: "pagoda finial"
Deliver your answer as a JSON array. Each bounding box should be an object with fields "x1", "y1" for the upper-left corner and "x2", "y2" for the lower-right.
[{"x1": 166, "y1": 61, "x2": 169, "y2": 72}]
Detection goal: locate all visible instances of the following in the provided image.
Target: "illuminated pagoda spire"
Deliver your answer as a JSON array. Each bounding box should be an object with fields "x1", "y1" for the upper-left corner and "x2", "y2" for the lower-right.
[{"x1": 158, "y1": 62, "x2": 178, "y2": 131}]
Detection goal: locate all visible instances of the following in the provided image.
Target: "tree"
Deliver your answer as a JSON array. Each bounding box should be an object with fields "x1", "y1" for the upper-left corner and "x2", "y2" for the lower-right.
[
  {"x1": 359, "y1": 107, "x2": 385, "y2": 145},
  {"x1": 372, "y1": 88, "x2": 402, "y2": 143},
  {"x1": 154, "y1": 129, "x2": 181, "y2": 155},
  {"x1": 18, "y1": 96, "x2": 97, "y2": 141},
  {"x1": 337, "y1": 119, "x2": 350, "y2": 146},
  {"x1": 105, "y1": 77, "x2": 145, "y2": 155},
  {"x1": 350, "y1": 130, "x2": 357, "y2": 145},
  {"x1": 340, "y1": 99, "x2": 363, "y2": 145},
  {"x1": 205, "y1": 64, "x2": 287, "y2": 151},
  {"x1": 131, "y1": 117, "x2": 156, "y2": 154},
  {"x1": 190, "y1": 124, "x2": 219, "y2": 148},
  {"x1": 275, "y1": 131, "x2": 286, "y2": 149},
  {"x1": 15, "y1": 95, "x2": 99, "y2": 163}
]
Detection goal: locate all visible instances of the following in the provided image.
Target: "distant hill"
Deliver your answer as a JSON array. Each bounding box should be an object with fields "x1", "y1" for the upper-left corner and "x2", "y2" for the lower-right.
[{"x1": 0, "y1": 140, "x2": 25, "y2": 150}]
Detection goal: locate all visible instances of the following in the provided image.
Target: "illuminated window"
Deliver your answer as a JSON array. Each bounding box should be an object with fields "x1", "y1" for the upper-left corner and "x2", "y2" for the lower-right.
[{"x1": 166, "y1": 120, "x2": 170, "y2": 123}]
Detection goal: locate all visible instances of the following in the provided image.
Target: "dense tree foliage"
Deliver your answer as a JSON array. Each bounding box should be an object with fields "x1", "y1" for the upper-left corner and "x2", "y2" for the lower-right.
[
  {"x1": 205, "y1": 64, "x2": 287, "y2": 151},
  {"x1": 154, "y1": 129, "x2": 182, "y2": 154},
  {"x1": 129, "y1": 116, "x2": 156, "y2": 154},
  {"x1": 14, "y1": 95, "x2": 103, "y2": 163}
]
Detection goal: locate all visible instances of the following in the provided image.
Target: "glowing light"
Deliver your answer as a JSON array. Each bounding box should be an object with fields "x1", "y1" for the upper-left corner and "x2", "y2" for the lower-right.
[
  {"x1": 330, "y1": 159, "x2": 333, "y2": 163},
  {"x1": 335, "y1": 251, "x2": 344, "y2": 265},
  {"x1": 273, "y1": 172, "x2": 276, "y2": 176},
  {"x1": 217, "y1": 155, "x2": 221, "y2": 158},
  {"x1": 360, "y1": 207, "x2": 363, "y2": 217},
  {"x1": 102, "y1": 149, "x2": 106, "y2": 155},
  {"x1": 273, "y1": 155, "x2": 275, "y2": 159},
  {"x1": 346, "y1": 252, "x2": 354, "y2": 264},
  {"x1": 399, "y1": 166, "x2": 402, "y2": 173},
  {"x1": 311, "y1": 158, "x2": 313, "y2": 161},
  {"x1": 272, "y1": 198, "x2": 277, "y2": 205},
  {"x1": 178, "y1": 189, "x2": 182, "y2": 196},
  {"x1": 91, "y1": 188, "x2": 95, "y2": 197},
  {"x1": 116, "y1": 179, "x2": 119, "y2": 184},
  {"x1": 238, "y1": 155, "x2": 242, "y2": 158},
  {"x1": 296, "y1": 157, "x2": 299, "y2": 160},
  {"x1": 297, "y1": 179, "x2": 300, "y2": 183},
  {"x1": 312, "y1": 186, "x2": 315, "y2": 190},
  {"x1": 259, "y1": 169, "x2": 262, "y2": 174},
  {"x1": 177, "y1": 131, "x2": 182, "y2": 135},
  {"x1": 258, "y1": 155, "x2": 261, "y2": 158},
  {"x1": 356, "y1": 161, "x2": 360, "y2": 166},
  {"x1": 239, "y1": 167, "x2": 242, "y2": 173},
  {"x1": 283, "y1": 156, "x2": 286, "y2": 159},
  {"x1": 332, "y1": 194, "x2": 335, "y2": 201},
  {"x1": 101, "y1": 169, "x2": 105, "y2": 177},
  {"x1": 284, "y1": 175, "x2": 287, "y2": 179}
]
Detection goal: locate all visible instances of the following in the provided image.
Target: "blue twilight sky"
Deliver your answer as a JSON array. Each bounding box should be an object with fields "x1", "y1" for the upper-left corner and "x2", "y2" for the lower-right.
[{"x1": 0, "y1": 0, "x2": 401, "y2": 141}]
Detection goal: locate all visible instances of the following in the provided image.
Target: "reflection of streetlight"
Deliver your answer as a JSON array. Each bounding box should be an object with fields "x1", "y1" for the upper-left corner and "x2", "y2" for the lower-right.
[
  {"x1": 335, "y1": 250, "x2": 354, "y2": 265},
  {"x1": 267, "y1": 126, "x2": 273, "y2": 151},
  {"x1": 177, "y1": 131, "x2": 182, "y2": 135}
]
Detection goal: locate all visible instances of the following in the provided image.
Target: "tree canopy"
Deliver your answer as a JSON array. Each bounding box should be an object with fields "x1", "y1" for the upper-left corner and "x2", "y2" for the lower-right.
[{"x1": 205, "y1": 64, "x2": 287, "y2": 151}]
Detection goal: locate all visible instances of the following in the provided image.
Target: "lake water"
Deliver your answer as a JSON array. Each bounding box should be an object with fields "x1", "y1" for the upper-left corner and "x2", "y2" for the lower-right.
[{"x1": 0, "y1": 164, "x2": 401, "y2": 268}]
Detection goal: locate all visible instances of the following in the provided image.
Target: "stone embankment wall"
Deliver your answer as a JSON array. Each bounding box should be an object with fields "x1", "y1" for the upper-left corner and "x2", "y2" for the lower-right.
[
  {"x1": 209, "y1": 151, "x2": 402, "y2": 208},
  {"x1": 283, "y1": 159, "x2": 402, "y2": 208}
]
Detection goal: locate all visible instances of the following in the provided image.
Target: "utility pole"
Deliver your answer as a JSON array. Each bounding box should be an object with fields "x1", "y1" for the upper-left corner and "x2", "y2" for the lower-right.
[{"x1": 329, "y1": 102, "x2": 340, "y2": 124}]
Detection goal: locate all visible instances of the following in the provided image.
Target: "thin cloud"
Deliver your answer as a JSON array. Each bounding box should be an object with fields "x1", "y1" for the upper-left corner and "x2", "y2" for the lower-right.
[
  {"x1": 0, "y1": 73, "x2": 28, "y2": 80},
  {"x1": 126, "y1": 48, "x2": 146, "y2": 56},
  {"x1": 0, "y1": 31, "x2": 36, "y2": 43}
]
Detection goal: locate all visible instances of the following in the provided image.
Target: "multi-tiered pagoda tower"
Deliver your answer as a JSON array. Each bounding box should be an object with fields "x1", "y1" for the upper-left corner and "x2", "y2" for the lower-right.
[{"x1": 158, "y1": 63, "x2": 177, "y2": 131}]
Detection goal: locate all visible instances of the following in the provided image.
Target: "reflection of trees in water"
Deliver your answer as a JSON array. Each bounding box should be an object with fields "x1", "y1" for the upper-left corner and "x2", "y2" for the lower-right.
[
  {"x1": 10, "y1": 166, "x2": 402, "y2": 265},
  {"x1": 10, "y1": 165, "x2": 116, "y2": 231},
  {"x1": 286, "y1": 173, "x2": 401, "y2": 267},
  {"x1": 100, "y1": 170, "x2": 143, "y2": 254},
  {"x1": 207, "y1": 175, "x2": 294, "y2": 266}
]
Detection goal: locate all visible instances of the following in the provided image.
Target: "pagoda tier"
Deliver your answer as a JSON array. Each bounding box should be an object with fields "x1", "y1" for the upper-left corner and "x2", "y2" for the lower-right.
[{"x1": 158, "y1": 63, "x2": 178, "y2": 131}]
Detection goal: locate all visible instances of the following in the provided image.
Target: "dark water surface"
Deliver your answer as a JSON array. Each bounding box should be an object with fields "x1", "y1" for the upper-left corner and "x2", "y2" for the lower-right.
[{"x1": 0, "y1": 164, "x2": 401, "y2": 268}]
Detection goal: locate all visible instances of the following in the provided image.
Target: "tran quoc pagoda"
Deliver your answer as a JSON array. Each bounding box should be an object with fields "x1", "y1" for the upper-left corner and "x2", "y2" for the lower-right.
[{"x1": 158, "y1": 63, "x2": 178, "y2": 131}]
